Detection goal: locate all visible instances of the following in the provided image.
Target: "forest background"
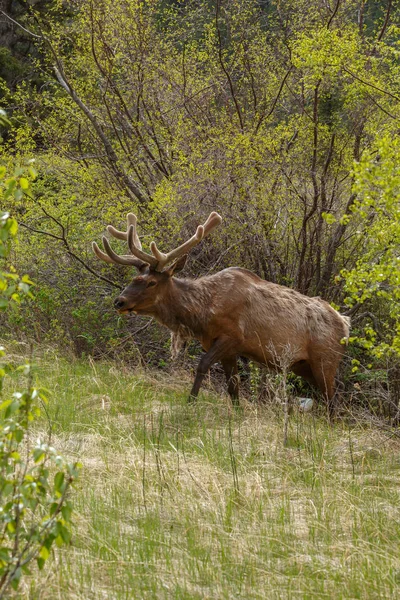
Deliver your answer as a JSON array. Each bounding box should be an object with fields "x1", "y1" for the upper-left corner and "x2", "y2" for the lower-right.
[{"x1": 0, "y1": 0, "x2": 399, "y2": 415}]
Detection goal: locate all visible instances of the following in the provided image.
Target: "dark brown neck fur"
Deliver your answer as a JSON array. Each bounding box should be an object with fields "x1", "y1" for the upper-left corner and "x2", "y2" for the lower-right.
[{"x1": 150, "y1": 276, "x2": 214, "y2": 337}]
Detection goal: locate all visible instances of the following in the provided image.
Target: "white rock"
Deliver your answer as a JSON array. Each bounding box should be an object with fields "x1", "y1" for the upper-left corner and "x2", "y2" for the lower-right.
[{"x1": 297, "y1": 397, "x2": 314, "y2": 412}]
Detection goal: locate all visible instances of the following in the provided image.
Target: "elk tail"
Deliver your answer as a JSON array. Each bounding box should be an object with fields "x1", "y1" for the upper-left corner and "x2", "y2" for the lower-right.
[{"x1": 340, "y1": 314, "x2": 351, "y2": 345}]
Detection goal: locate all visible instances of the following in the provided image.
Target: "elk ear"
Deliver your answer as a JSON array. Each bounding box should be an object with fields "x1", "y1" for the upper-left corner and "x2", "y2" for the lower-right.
[
  {"x1": 164, "y1": 254, "x2": 188, "y2": 277},
  {"x1": 137, "y1": 262, "x2": 149, "y2": 274}
]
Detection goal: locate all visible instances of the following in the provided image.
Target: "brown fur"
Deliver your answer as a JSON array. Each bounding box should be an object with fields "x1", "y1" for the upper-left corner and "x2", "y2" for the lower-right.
[{"x1": 114, "y1": 264, "x2": 350, "y2": 407}]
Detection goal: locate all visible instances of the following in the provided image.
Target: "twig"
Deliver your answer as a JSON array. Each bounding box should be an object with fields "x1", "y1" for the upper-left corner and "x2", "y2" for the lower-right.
[
  {"x1": 327, "y1": 0, "x2": 341, "y2": 29},
  {"x1": 215, "y1": 0, "x2": 244, "y2": 132},
  {"x1": 255, "y1": 67, "x2": 293, "y2": 134},
  {"x1": 0, "y1": 10, "x2": 42, "y2": 39},
  {"x1": 342, "y1": 66, "x2": 400, "y2": 103},
  {"x1": 19, "y1": 210, "x2": 120, "y2": 289},
  {"x1": 376, "y1": 0, "x2": 393, "y2": 43}
]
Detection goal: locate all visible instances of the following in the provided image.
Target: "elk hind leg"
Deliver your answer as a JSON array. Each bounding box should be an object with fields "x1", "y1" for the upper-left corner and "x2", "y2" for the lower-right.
[
  {"x1": 221, "y1": 357, "x2": 240, "y2": 406},
  {"x1": 291, "y1": 360, "x2": 318, "y2": 389},
  {"x1": 309, "y1": 360, "x2": 336, "y2": 418}
]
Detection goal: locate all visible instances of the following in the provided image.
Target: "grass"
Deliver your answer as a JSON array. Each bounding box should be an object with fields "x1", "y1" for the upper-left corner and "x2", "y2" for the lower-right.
[{"x1": 4, "y1": 346, "x2": 400, "y2": 599}]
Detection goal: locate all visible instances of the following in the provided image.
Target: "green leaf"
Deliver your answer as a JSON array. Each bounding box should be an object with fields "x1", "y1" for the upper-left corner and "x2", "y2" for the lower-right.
[
  {"x1": 0, "y1": 398, "x2": 13, "y2": 411},
  {"x1": 5, "y1": 400, "x2": 20, "y2": 418},
  {"x1": 39, "y1": 546, "x2": 50, "y2": 561},
  {"x1": 59, "y1": 524, "x2": 71, "y2": 544},
  {"x1": 33, "y1": 449, "x2": 45, "y2": 463},
  {"x1": 7, "y1": 521, "x2": 16, "y2": 533},
  {"x1": 0, "y1": 548, "x2": 10, "y2": 563},
  {"x1": 19, "y1": 177, "x2": 29, "y2": 190},
  {"x1": 10, "y1": 567, "x2": 22, "y2": 590},
  {"x1": 50, "y1": 502, "x2": 59, "y2": 516},
  {"x1": 28, "y1": 167, "x2": 37, "y2": 180},
  {"x1": 62, "y1": 503, "x2": 72, "y2": 521},
  {"x1": 54, "y1": 471, "x2": 65, "y2": 493},
  {"x1": 7, "y1": 219, "x2": 18, "y2": 236},
  {"x1": 321, "y1": 211, "x2": 336, "y2": 224},
  {"x1": 14, "y1": 188, "x2": 23, "y2": 202},
  {"x1": 14, "y1": 429, "x2": 23, "y2": 443}
]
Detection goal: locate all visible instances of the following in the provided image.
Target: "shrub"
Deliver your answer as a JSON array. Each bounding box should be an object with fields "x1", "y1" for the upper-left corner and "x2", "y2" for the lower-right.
[{"x1": 0, "y1": 165, "x2": 80, "y2": 596}]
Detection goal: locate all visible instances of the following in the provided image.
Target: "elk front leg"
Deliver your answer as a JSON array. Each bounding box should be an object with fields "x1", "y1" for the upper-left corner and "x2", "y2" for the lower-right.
[
  {"x1": 189, "y1": 337, "x2": 237, "y2": 403},
  {"x1": 221, "y1": 357, "x2": 239, "y2": 406}
]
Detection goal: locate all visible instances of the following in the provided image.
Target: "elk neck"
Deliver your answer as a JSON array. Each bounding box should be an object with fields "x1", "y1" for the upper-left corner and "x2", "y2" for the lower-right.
[{"x1": 152, "y1": 275, "x2": 214, "y2": 337}]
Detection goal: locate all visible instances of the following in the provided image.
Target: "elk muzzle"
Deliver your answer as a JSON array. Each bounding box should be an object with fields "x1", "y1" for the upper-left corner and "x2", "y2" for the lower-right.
[{"x1": 114, "y1": 296, "x2": 130, "y2": 312}]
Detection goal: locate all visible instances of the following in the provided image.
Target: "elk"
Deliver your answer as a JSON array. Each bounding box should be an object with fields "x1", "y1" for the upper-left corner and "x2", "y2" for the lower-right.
[{"x1": 92, "y1": 212, "x2": 350, "y2": 408}]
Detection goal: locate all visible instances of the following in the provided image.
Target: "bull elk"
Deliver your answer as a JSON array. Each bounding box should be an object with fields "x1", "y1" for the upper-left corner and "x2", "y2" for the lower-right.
[{"x1": 92, "y1": 212, "x2": 350, "y2": 408}]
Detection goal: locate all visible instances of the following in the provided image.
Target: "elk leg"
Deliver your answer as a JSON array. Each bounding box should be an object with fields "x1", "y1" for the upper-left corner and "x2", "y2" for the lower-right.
[
  {"x1": 291, "y1": 361, "x2": 318, "y2": 388},
  {"x1": 221, "y1": 357, "x2": 239, "y2": 406},
  {"x1": 189, "y1": 337, "x2": 236, "y2": 402},
  {"x1": 309, "y1": 361, "x2": 336, "y2": 418}
]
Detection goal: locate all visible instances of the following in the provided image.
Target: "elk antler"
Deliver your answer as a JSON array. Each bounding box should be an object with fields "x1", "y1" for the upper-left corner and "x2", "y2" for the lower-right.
[
  {"x1": 92, "y1": 212, "x2": 222, "y2": 271},
  {"x1": 128, "y1": 212, "x2": 222, "y2": 271},
  {"x1": 92, "y1": 213, "x2": 147, "y2": 268}
]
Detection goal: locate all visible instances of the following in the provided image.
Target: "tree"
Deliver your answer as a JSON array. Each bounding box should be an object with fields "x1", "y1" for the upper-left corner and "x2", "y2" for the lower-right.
[
  {"x1": 341, "y1": 135, "x2": 400, "y2": 359},
  {"x1": 1, "y1": 0, "x2": 399, "y2": 368}
]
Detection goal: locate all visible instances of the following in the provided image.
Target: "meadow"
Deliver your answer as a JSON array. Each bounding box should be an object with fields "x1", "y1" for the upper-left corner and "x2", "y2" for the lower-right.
[{"x1": 5, "y1": 347, "x2": 400, "y2": 600}]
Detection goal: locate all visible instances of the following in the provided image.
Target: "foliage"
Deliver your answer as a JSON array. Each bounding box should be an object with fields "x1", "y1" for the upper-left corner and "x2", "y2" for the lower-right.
[
  {"x1": 0, "y1": 0, "x2": 399, "y2": 372},
  {"x1": 0, "y1": 167, "x2": 80, "y2": 596},
  {"x1": 0, "y1": 353, "x2": 79, "y2": 596},
  {"x1": 341, "y1": 136, "x2": 400, "y2": 358},
  {"x1": 0, "y1": 157, "x2": 36, "y2": 311}
]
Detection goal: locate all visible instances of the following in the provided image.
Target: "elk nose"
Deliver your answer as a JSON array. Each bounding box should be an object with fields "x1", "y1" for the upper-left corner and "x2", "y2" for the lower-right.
[{"x1": 114, "y1": 296, "x2": 127, "y2": 310}]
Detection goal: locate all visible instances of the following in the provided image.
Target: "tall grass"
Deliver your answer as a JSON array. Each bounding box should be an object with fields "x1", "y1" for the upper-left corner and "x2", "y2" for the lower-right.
[{"x1": 4, "y1": 346, "x2": 400, "y2": 599}]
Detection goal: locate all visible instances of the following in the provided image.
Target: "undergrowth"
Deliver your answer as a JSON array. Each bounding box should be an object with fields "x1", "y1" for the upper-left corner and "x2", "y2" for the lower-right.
[{"x1": 3, "y1": 344, "x2": 400, "y2": 599}]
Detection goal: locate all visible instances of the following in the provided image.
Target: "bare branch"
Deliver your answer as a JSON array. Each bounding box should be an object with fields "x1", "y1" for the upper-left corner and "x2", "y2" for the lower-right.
[
  {"x1": 342, "y1": 66, "x2": 400, "y2": 103},
  {"x1": 0, "y1": 10, "x2": 42, "y2": 39},
  {"x1": 327, "y1": 0, "x2": 341, "y2": 29},
  {"x1": 377, "y1": 0, "x2": 393, "y2": 43},
  {"x1": 20, "y1": 213, "x2": 120, "y2": 289},
  {"x1": 215, "y1": 0, "x2": 244, "y2": 132},
  {"x1": 50, "y1": 58, "x2": 148, "y2": 205},
  {"x1": 255, "y1": 67, "x2": 292, "y2": 134}
]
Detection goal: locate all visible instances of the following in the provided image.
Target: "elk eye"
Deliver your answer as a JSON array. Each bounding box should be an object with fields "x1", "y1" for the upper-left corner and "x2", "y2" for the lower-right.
[{"x1": 147, "y1": 280, "x2": 157, "y2": 288}]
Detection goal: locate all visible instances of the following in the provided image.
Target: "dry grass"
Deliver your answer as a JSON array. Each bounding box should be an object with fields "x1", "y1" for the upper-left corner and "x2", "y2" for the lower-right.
[{"x1": 3, "y1": 347, "x2": 400, "y2": 599}]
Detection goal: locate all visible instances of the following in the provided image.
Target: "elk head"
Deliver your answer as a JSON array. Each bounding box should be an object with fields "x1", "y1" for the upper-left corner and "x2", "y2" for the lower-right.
[{"x1": 92, "y1": 212, "x2": 222, "y2": 316}]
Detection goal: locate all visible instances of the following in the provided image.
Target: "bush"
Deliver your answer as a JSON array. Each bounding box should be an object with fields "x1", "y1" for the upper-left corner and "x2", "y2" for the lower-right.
[{"x1": 0, "y1": 167, "x2": 80, "y2": 596}]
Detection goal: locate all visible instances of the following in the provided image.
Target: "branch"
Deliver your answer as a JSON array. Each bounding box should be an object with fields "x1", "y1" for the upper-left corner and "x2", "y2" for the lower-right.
[
  {"x1": 377, "y1": 0, "x2": 393, "y2": 43},
  {"x1": 255, "y1": 67, "x2": 292, "y2": 134},
  {"x1": 358, "y1": 1, "x2": 365, "y2": 36},
  {"x1": 89, "y1": 5, "x2": 170, "y2": 179},
  {"x1": 215, "y1": 0, "x2": 244, "y2": 132},
  {"x1": 364, "y1": 90, "x2": 399, "y2": 121},
  {"x1": 342, "y1": 67, "x2": 400, "y2": 103},
  {"x1": 296, "y1": 81, "x2": 321, "y2": 291},
  {"x1": 315, "y1": 192, "x2": 358, "y2": 296},
  {"x1": 0, "y1": 10, "x2": 42, "y2": 39},
  {"x1": 327, "y1": 0, "x2": 341, "y2": 29},
  {"x1": 49, "y1": 56, "x2": 147, "y2": 205},
  {"x1": 19, "y1": 211, "x2": 120, "y2": 289},
  {"x1": 352, "y1": 311, "x2": 384, "y2": 340}
]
